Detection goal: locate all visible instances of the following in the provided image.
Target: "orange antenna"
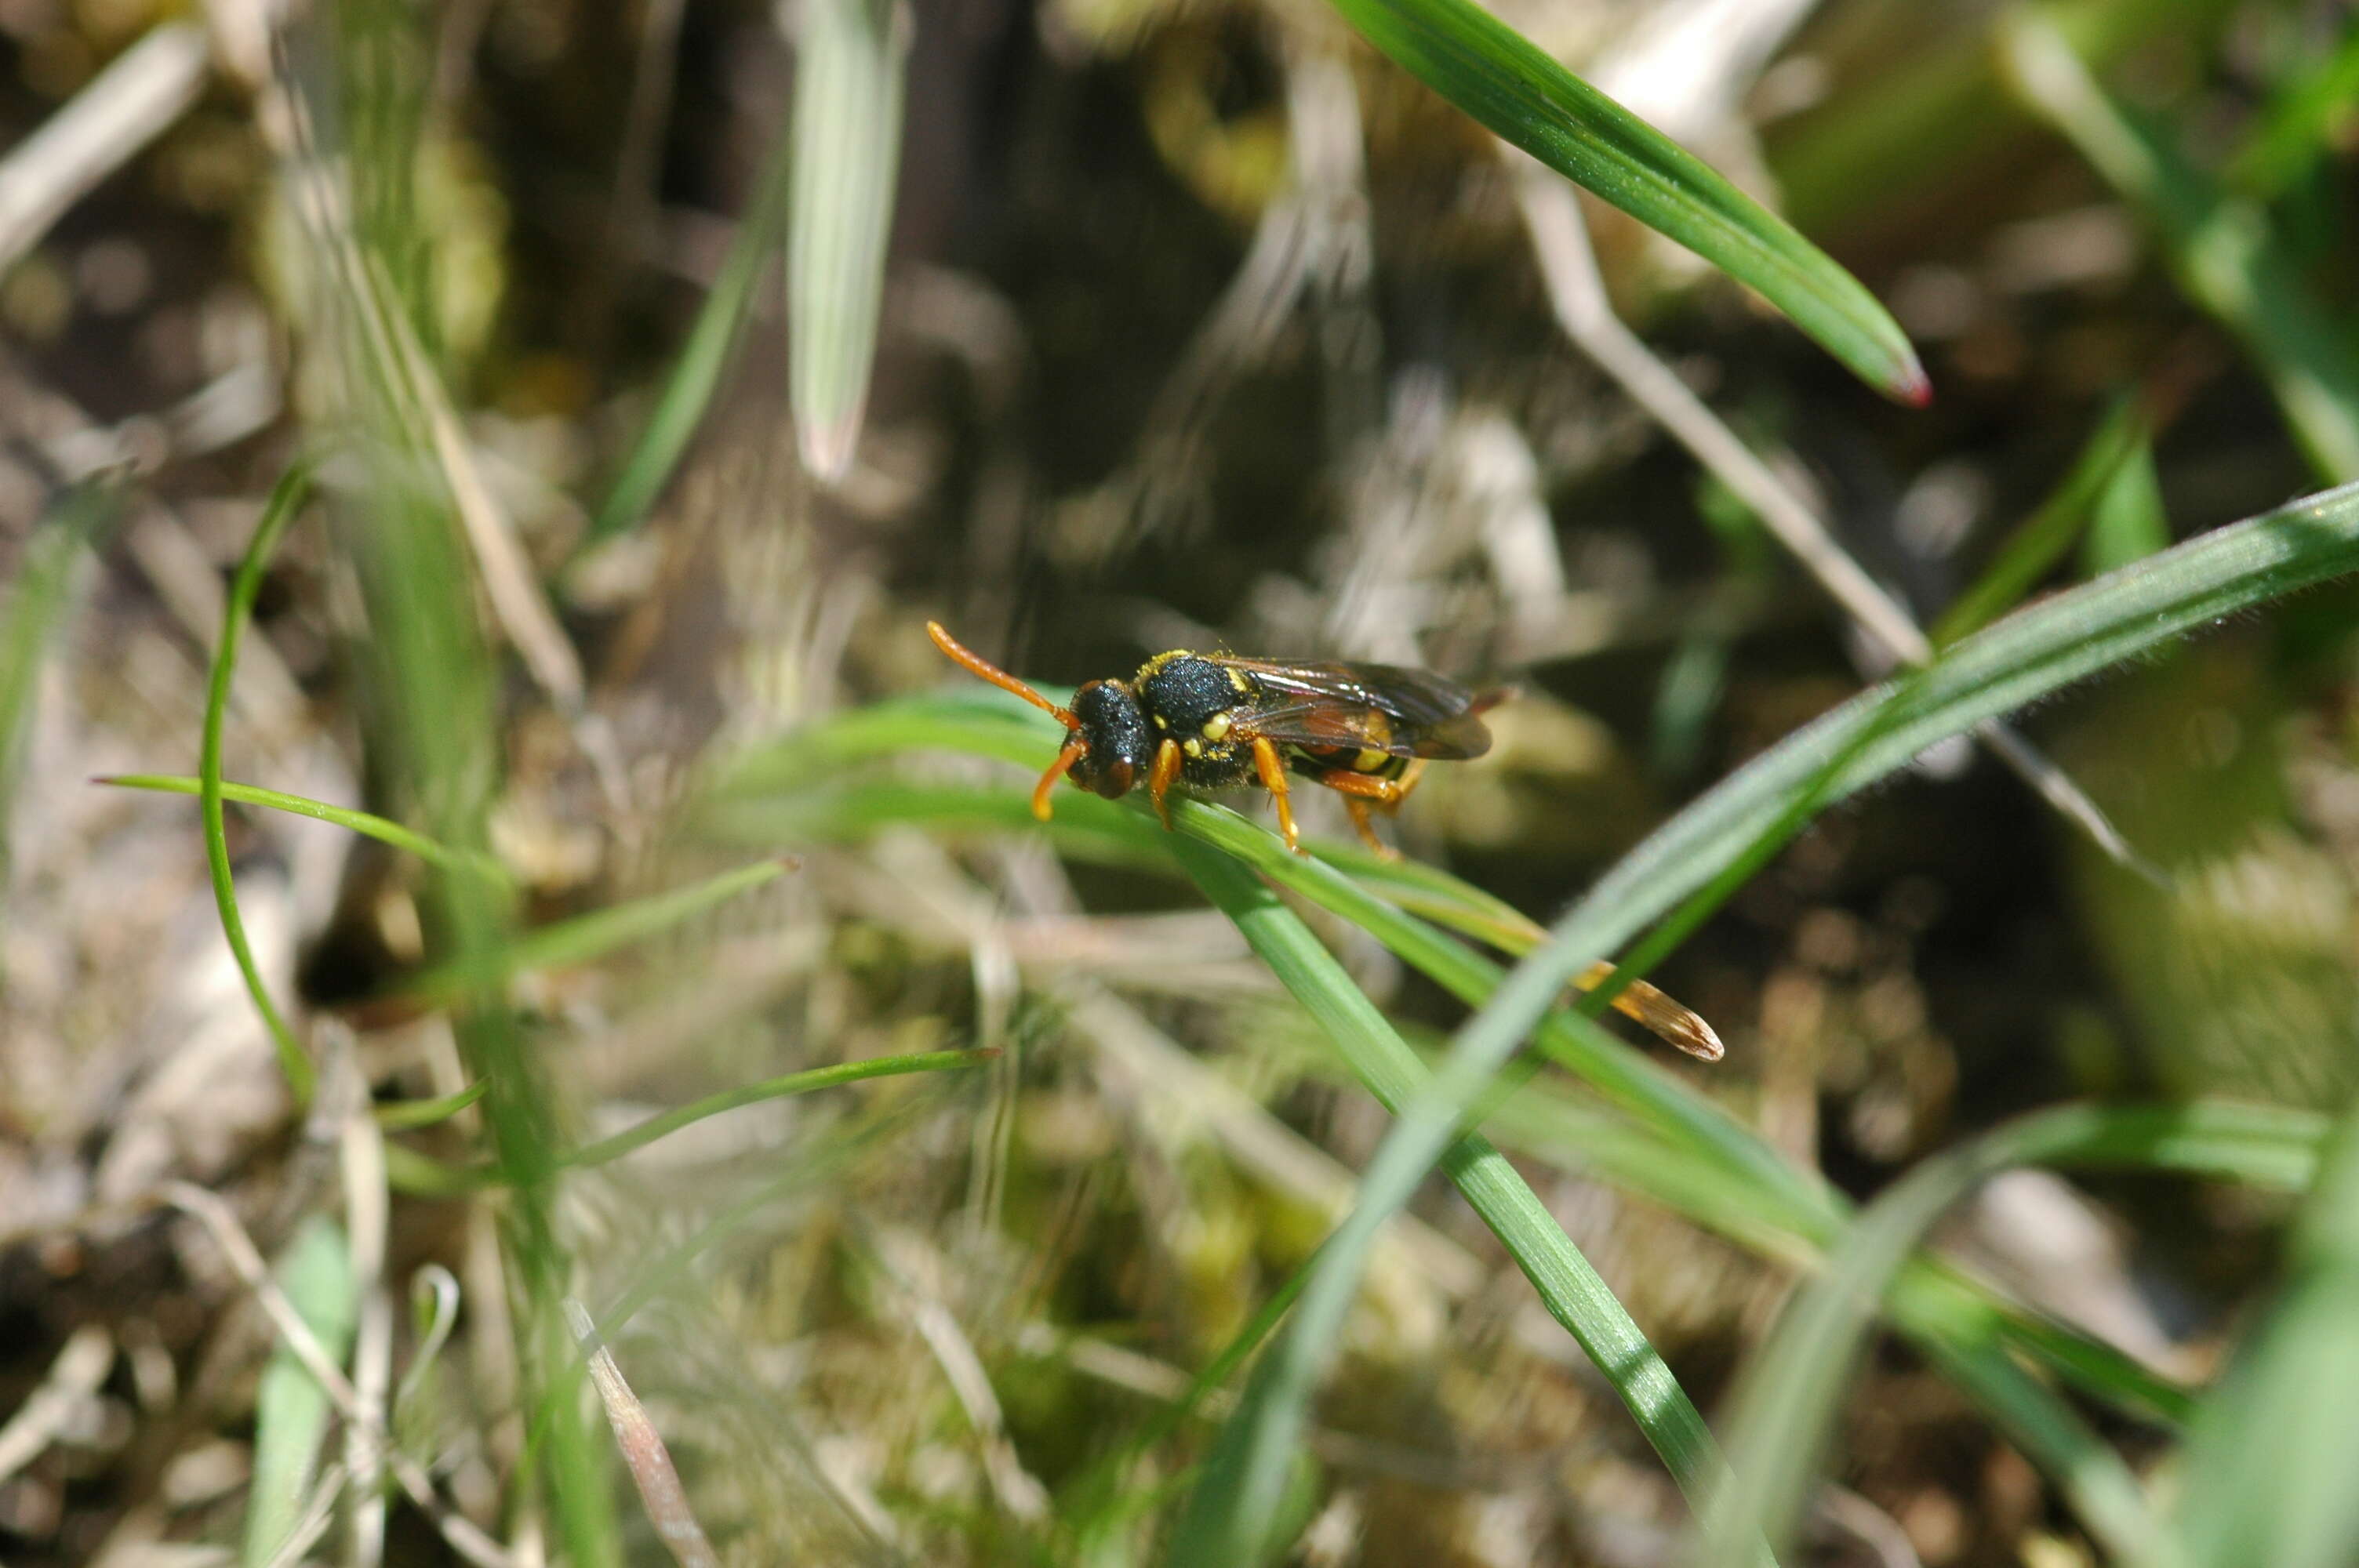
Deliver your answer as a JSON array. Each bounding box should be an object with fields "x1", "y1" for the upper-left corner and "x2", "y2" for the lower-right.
[{"x1": 928, "y1": 622, "x2": 1078, "y2": 729}]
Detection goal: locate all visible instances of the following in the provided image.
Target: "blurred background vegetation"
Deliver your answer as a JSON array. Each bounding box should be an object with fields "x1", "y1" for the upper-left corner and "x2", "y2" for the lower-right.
[{"x1": 5, "y1": 0, "x2": 2359, "y2": 1564}]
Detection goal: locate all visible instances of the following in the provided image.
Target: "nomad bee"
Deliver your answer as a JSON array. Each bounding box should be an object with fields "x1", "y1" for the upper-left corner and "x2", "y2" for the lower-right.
[
  {"x1": 927, "y1": 621, "x2": 1725, "y2": 1061},
  {"x1": 927, "y1": 620, "x2": 1506, "y2": 858}
]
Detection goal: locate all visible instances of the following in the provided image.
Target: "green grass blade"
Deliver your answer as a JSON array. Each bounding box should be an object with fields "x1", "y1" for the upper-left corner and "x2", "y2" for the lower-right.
[
  {"x1": 99, "y1": 774, "x2": 509, "y2": 882},
  {"x1": 1325, "y1": 0, "x2": 1926, "y2": 401},
  {"x1": 2175, "y1": 1106, "x2": 2359, "y2": 1568},
  {"x1": 403, "y1": 855, "x2": 796, "y2": 1004},
  {"x1": 2225, "y1": 21, "x2": 2359, "y2": 201},
  {"x1": 1931, "y1": 393, "x2": 2149, "y2": 644},
  {"x1": 373, "y1": 1080, "x2": 488, "y2": 1130},
  {"x1": 242, "y1": 1216, "x2": 357, "y2": 1567},
  {"x1": 561, "y1": 1048, "x2": 989, "y2": 1167},
  {"x1": 2001, "y1": 9, "x2": 2359, "y2": 482},
  {"x1": 788, "y1": 0, "x2": 908, "y2": 482},
  {"x1": 1906, "y1": 1316, "x2": 2175, "y2": 1567},
  {"x1": 1704, "y1": 1102, "x2": 2324, "y2": 1568},
  {"x1": 1163, "y1": 837, "x2": 1747, "y2": 1567},
  {"x1": 0, "y1": 481, "x2": 119, "y2": 877},
  {"x1": 203, "y1": 463, "x2": 317, "y2": 1103},
  {"x1": 2083, "y1": 421, "x2": 2171, "y2": 575},
  {"x1": 583, "y1": 114, "x2": 797, "y2": 547}
]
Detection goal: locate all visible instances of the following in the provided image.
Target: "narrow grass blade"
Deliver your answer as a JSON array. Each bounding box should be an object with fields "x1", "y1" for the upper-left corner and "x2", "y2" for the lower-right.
[
  {"x1": 789, "y1": 0, "x2": 908, "y2": 481},
  {"x1": 583, "y1": 114, "x2": 797, "y2": 547},
  {"x1": 0, "y1": 480, "x2": 118, "y2": 872},
  {"x1": 1703, "y1": 1102, "x2": 2325, "y2": 1568},
  {"x1": 2175, "y1": 1106, "x2": 2359, "y2": 1568},
  {"x1": 1325, "y1": 0, "x2": 1925, "y2": 401},
  {"x1": 203, "y1": 463, "x2": 317, "y2": 1103},
  {"x1": 100, "y1": 774, "x2": 509, "y2": 882},
  {"x1": 1163, "y1": 838, "x2": 1746, "y2": 1566},
  {"x1": 242, "y1": 1217, "x2": 357, "y2": 1567},
  {"x1": 1931, "y1": 393, "x2": 2149, "y2": 644},
  {"x1": 2225, "y1": 21, "x2": 2359, "y2": 201},
  {"x1": 373, "y1": 1081, "x2": 488, "y2": 1130},
  {"x1": 2083, "y1": 421, "x2": 2170, "y2": 575},
  {"x1": 2001, "y1": 9, "x2": 2359, "y2": 482},
  {"x1": 402, "y1": 855, "x2": 797, "y2": 1004},
  {"x1": 561, "y1": 1048, "x2": 989, "y2": 1168}
]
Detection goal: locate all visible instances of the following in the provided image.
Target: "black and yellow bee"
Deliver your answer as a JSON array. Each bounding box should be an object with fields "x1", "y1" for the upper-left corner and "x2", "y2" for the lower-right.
[
  {"x1": 925, "y1": 621, "x2": 1724, "y2": 1060},
  {"x1": 927, "y1": 620, "x2": 1507, "y2": 858}
]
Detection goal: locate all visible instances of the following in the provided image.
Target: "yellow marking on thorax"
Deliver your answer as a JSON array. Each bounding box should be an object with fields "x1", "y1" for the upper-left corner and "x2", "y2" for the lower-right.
[
  {"x1": 1183, "y1": 739, "x2": 1204, "y2": 757},
  {"x1": 1354, "y1": 747, "x2": 1390, "y2": 771},
  {"x1": 1201, "y1": 712, "x2": 1233, "y2": 740},
  {"x1": 1135, "y1": 649, "x2": 1193, "y2": 681},
  {"x1": 1227, "y1": 669, "x2": 1251, "y2": 693}
]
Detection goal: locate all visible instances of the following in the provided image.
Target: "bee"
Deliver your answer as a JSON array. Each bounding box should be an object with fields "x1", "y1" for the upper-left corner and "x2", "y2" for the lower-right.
[
  {"x1": 925, "y1": 621, "x2": 1724, "y2": 1061},
  {"x1": 926, "y1": 620, "x2": 1507, "y2": 858}
]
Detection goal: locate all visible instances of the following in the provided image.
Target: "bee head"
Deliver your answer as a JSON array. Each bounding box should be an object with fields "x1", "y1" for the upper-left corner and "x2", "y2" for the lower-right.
[{"x1": 1067, "y1": 680, "x2": 1154, "y2": 798}]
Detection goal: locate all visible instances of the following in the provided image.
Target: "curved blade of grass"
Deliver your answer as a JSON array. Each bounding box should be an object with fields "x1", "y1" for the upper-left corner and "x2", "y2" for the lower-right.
[
  {"x1": 0, "y1": 478, "x2": 119, "y2": 876},
  {"x1": 99, "y1": 774, "x2": 509, "y2": 882},
  {"x1": 402, "y1": 854, "x2": 796, "y2": 1005},
  {"x1": 788, "y1": 0, "x2": 907, "y2": 482},
  {"x1": 1162, "y1": 836, "x2": 1752, "y2": 1567},
  {"x1": 1169, "y1": 639, "x2": 1914, "y2": 1566},
  {"x1": 1169, "y1": 475, "x2": 2359, "y2": 1559},
  {"x1": 1703, "y1": 1102, "x2": 2326, "y2": 1568},
  {"x1": 582, "y1": 114, "x2": 797, "y2": 548},
  {"x1": 2175, "y1": 1103, "x2": 2359, "y2": 1568},
  {"x1": 2001, "y1": 9, "x2": 2359, "y2": 482},
  {"x1": 711, "y1": 762, "x2": 2203, "y2": 1427},
  {"x1": 1904, "y1": 1312, "x2": 2171, "y2": 1568},
  {"x1": 242, "y1": 1216, "x2": 356, "y2": 1567},
  {"x1": 1326, "y1": 0, "x2": 1925, "y2": 401},
  {"x1": 561, "y1": 1047, "x2": 988, "y2": 1167},
  {"x1": 204, "y1": 463, "x2": 317, "y2": 1103},
  {"x1": 373, "y1": 1080, "x2": 488, "y2": 1131}
]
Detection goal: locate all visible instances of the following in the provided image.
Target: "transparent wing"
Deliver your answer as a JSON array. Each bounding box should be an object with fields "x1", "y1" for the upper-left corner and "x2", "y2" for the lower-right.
[{"x1": 1207, "y1": 656, "x2": 1499, "y2": 759}]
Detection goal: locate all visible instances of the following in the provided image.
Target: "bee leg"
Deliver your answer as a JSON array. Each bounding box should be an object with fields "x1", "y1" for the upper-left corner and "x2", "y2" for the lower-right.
[
  {"x1": 1147, "y1": 737, "x2": 1184, "y2": 831},
  {"x1": 1250, "y1": 737, "x2": 1304, "y2": 855},
  {"x1": 1033, "y1": 737, "x2": 1088, "y2": 821},
  {"x1": 1341, "y1": 797, "x2": 1390, "y2": 858},
  {"x1": 1307, "y1": 767, "x2": 1419, "y2": 859}
]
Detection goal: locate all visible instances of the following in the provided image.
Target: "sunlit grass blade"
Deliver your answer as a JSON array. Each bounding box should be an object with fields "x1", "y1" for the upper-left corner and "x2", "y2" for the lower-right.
[
  {"x1": 1170, "y1": 628, "x2": 1917, "y2": 1568},
  {"x1": 0, "y1": 478, "x2": 118, "y2": 873},
  {"x1": 1161, "y1": 837, "x2": 1747, "y2": 1567},
  {"x1": 788, "y1": 0, "x2": 907, "y2": 482},
  {"x1": 2084, "y1": 419, "x2": 2171, "y2": 574},
  {"x1": 204, "y1": 462, "x2": 317, "y2": 1103},
  {"x1": 561, "y1": 1048, "x2": 989, "y2": 1168},
  {"x1": 704, "y1": 746, "x2": 2204, "y2": 1423},
  {"x1": 1931, "y1": 392, "x2": 2149, "y2": 644},
  {"x1": 2001, "y1": 8, "x2": 2359, "y2": 482},
  {"x1": 99, "y1": 774, "x2": 509, "y2": 882},
  {"x1": 2174, "y1": 1106, "x2": 2359, "y2": 1568},
  {"x1": 1324, "y1": 0, "x2": 1925, "y2": 401},
  {"x1": 403, "y1": 855, "x2": 797, "y2": 1005},
  {"x1": 1703, "y1": 1102, "x2": 2326, "y2": 1568},
  {"x1": 242, "y1": 1217, "x2": 356, "y2": 1567},
  {"x1": 582, "y1": 113, "x2": 797, "y2": 548}
]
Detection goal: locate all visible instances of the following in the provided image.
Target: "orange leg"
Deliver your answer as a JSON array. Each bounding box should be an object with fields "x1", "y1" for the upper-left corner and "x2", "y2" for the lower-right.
[
  {"x1": 1147, "y1": 738, "x2": 1184, "y2": 830},
  {"x1": 1341, "y1": 797, "x2": 1387, "y2": 856},
  {"x1": 1032, "y1": 737, "x2": 1087, "y2": 821},
  {"x1": 1309, "y1": 764, "x2": 1427, "y2": 858},
  {"x1": 1250, "y1": 737, "x2": 1304, "y2": 855}
]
